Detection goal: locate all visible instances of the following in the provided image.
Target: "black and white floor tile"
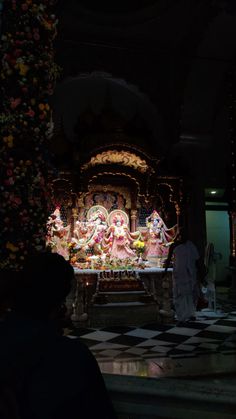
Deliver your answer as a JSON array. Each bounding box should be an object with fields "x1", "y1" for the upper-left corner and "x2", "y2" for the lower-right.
[{"x1": 67, "y1": 309, "x2": 236, "y2": 362}]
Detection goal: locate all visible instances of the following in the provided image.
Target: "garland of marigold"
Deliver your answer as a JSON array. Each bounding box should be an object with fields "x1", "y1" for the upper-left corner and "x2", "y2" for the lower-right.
[{"x1": 0, "y1": 0, "x2": 60, "y2": 269}]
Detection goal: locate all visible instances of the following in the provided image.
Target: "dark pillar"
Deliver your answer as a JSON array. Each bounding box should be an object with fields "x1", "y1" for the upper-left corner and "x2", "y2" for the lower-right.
[{"x1": 186, "y1": 151, "x2": 207, "y2": 258}]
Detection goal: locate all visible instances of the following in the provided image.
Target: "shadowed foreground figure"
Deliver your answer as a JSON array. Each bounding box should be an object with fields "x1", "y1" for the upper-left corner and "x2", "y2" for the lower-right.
[{"x1": 0, "y1": 252, "x2": 116, "y2": 419}]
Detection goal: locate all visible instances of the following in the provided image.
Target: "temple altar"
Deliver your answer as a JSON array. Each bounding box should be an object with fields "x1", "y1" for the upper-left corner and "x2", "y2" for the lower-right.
[
  {"x1": 48, "y1": 144, "x2": 181, "y2": 327},
  {"x1": 68, "y1": 268, "x2": 174, "y2": 327}
]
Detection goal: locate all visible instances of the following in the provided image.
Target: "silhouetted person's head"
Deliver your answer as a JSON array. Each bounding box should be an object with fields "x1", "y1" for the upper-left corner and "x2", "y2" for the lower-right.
[
  {"x1": 176, "y1": 227, "x2": 188, "y2": 244},
  {"x1": 14, "y1": 252, "x2": 74, "y2": 320}
]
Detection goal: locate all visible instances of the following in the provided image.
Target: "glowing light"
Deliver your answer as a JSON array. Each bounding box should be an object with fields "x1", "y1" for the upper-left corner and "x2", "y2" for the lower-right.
[{"x1": 210, "y1": 191, "x2": 217, "y2": 195}]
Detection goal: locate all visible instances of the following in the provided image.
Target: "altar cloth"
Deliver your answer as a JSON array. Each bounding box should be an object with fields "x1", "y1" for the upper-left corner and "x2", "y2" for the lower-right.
[{"x1": 73, "y1": 267, "x2": 173, "y2": 275}]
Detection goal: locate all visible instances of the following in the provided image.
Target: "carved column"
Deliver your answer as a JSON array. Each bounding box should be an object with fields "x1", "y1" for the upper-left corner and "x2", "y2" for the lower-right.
[
  {"x1": 71, "y1": 207, "x2": 78, "y2": 237},
  {"x1": 130, "y1": 209, "x2": 138, "y2": 232},
  {"x1": 175, "y1": 203, "x2": 181, "y2": 231},
  {"x1": 77, "y1": 196, "x2": 85, "y2": 221}
]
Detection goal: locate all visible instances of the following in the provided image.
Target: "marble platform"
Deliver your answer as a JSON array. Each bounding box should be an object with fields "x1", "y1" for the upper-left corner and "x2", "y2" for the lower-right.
[{"x1": 69, "y1": 267, "x2": 174, "y2": 327}]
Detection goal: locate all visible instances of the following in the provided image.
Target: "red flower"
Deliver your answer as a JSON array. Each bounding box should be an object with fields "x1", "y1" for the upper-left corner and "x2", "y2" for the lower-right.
[
  {"x1": 10, "y1": 97, "x2": 21, "y2": 109},
  {"x1": 10, "y1": 196, "x2": 22, "y2": 206},
  {"x1": 33, "y1": 33, "x2": 40, "y2": 41},
  {"x1": 26, "y1": 109, "x2": 35, "y2": 117},
  {"x1": 13, "y1": 49, "x2": 22, "y2": 58}
]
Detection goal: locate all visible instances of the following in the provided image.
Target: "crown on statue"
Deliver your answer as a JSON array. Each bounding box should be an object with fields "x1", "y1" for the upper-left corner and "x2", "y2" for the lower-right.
[
  {"x1": 150, "y1": 210, "x2": 160, "y2": 220},
  {"x1": 53, "y1": 206, "x2": 61, "y2": 218},
  {"x1": 113, "y1": 215, "x2": 125, "y2": 225},
  {"x1": 91, "y1": 210, "x2": 106, "y2": 222}
]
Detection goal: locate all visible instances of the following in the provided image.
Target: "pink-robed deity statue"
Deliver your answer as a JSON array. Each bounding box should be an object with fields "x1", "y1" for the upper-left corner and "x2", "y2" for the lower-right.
[
  {"x1": 104, "y1": 211, "x2": 140, "y2": 260},
  {"x1": 143, "y1": 210, "x2": 177, "y2": 259}
]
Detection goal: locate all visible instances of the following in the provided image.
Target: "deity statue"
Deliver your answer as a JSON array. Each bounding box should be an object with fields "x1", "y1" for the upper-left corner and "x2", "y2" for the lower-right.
[
  {"x1": 46, "y1": 207, "x2": 70, "y2": 260},
  {"x1": 143, "y1": 210, "x2": 177, "y2": 262},
  {"x1": 72, "y1": 220, "x2": 92, "y2": 247},
  {"x1": 104, "y1": 210, "x2": 141, "y2": 260},
  {"x1": 71, "y1": 206, "x2": 108, "y2": 256},
  {"x1": 86, "y1": 209, "x2": 108, "y2": 255}
]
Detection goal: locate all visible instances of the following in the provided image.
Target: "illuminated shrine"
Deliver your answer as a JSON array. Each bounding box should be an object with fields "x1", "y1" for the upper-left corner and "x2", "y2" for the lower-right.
[
  {"x1": 43, "y1": 106, "x2": 184, "y2": 324},
  {"x1": 46, "y1": 147, "x2": 181, "y2": 270}
]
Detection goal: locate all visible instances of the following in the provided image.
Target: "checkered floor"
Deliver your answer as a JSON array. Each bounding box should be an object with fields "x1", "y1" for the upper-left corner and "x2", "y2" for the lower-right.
[{"x1": 67, "y1": 307, "x2": 236, "y2": 362}]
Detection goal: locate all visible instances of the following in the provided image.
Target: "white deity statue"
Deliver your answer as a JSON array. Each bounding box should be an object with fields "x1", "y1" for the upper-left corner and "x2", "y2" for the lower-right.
[{"x1": 46, "y1": 207, "x2": 70, "y2": 260}]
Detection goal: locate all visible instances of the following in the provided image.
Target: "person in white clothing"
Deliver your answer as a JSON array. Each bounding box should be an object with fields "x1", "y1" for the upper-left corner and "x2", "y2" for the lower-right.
[{"x1": 164, "y1": 229, "x2": 200, "y2": 325}]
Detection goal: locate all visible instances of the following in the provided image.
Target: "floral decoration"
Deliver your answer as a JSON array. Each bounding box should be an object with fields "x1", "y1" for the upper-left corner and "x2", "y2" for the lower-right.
[
  {"x1": 0, "y1": 0, "x2": 60, "y2": 269},
  {"x1": 133, "y1": 239, "x2": 145, "y2": 255}
]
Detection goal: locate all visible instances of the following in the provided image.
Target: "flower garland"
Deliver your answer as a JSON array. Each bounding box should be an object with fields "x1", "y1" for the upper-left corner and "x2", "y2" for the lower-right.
[{"x1": 0, "y1": 0, "x2": 60, "y2": 270}]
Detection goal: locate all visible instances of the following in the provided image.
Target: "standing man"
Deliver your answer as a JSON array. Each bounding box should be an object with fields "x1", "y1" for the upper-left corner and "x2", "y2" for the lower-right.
[{"x1": 164, "y1": 229, "x2": 200, "y2": 325}]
